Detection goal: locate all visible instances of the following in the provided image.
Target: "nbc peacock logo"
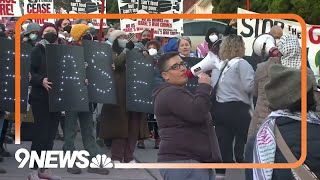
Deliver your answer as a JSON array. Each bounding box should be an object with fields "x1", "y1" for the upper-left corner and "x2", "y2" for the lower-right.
[{"x1": 90, "y1": 154, "x2": 114, "y2": 168}]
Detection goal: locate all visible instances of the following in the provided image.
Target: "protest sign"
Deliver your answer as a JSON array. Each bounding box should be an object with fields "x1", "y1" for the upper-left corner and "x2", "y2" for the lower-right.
[
  {"x1": 118, "y1": 0, "x2": 184, "y2": 37},
  {"x1": 0, "y1": 38, "x2": 32, "y2": 113},
  {"x1": 0, "y1": 0, "x2": 22, "y2": 17},
  {"x1": 126, "y1": 49, "x2": 154, "y2": 114},
  {"x1": 24, "y1": 0, "x2": 54, "y2": 25},
  {"x1": 237, "y1": 8, "x2": 320, "y2": 76},
  {"x1": 83, "y1": 40, "x2": 117, "y2": 104},
  {"x1": 46, "y1": 44, "x2": 89, "y2": 112}
]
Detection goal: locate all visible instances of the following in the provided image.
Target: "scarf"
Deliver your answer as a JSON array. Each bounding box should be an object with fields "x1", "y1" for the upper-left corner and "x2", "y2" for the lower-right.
[
  {"x1": 277, "y1": 34, "x2": 301, "y2": 69},
  {"x1": 253, "y1": 110, "x2": 320, "y2": 180},
  {"x1": 37, "y1": 39, "x2": 50, "y2": 47}
]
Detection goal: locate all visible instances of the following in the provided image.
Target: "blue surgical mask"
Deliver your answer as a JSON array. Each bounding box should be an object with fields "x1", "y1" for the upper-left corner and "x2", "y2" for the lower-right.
[{"x1": 29, "y1": 33, "x2": 38, "y2": 40}]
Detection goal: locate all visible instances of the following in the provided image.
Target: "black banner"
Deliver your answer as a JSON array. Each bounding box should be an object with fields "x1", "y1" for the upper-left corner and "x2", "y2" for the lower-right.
[
  {"x1": 83, "y1": 40, "x2": 117, "y2": 104},
  {"x1": 46, "y1": 44, "x2": 89, "y2": 112},
  {"x1": 0, "y1": 38, "x2": 32, "y2": 113},
  {"x1": 181, "y1": 57, "x2": 202, "y2": 94},
  {"x1": 126, "y1": 49, "x2": 154, "y2": 114}
]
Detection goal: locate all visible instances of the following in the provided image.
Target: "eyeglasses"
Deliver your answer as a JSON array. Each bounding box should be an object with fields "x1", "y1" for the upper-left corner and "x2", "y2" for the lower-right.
[{"x1": 164, "y1": 61, "x2": 188, "y2": 72}]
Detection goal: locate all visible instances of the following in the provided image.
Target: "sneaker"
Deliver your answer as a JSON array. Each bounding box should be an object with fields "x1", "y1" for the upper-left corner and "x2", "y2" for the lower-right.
[
  {"x1": 38, "y1": 169, "x2": 61, "y2": 180},
  {"x1": 0, "y1": 167, "x2": 6, "y2": 174},
  {"x1": 27, "y1": 170, "x2": 45, "y2": 180},
  {"x1": 137, "y1": 140, "x2": 145, "y2": 149},
  {"x1": 113, "y1": 160, "x2": 121, "y2": 164},
  {"x1": 67, "y1": 165, "x2": 82, "y2": 174},
  {"x1": 87, "y1": 166, "x2": 109, "y2": 175},
  {"x1": 128, "y1": 160, "x2": 136, "y2": 163}
]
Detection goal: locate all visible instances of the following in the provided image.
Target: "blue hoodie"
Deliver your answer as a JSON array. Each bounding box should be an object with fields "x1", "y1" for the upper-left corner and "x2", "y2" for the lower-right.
[{"x1": 162, "y1": 37, "x2": 179, "y2": 53}]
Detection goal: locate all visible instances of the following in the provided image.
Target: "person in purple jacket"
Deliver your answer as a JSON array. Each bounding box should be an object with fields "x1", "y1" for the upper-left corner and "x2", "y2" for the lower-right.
[{"x1": 153, "y1": 52, "x2": 222, "y2": 180}]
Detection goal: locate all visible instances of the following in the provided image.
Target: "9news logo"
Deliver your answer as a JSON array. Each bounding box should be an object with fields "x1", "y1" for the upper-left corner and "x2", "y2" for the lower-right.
[{"x1": 15, "y1": 148, "x2": 114, "y2": 169}]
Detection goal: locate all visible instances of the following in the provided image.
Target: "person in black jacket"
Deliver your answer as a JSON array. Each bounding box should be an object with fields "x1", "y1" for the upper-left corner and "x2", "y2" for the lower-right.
[
  {"x1": 28, "y1": 23, "x2": 61, "y2": 180},
  {"x1": 251, "y1": 65, "x2": 320, "y2": 180}
]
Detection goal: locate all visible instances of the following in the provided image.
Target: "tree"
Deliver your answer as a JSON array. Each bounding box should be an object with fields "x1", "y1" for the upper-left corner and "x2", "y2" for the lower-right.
[{"x1": 212, "y1": 0, "x2": 320, "y2": 25}]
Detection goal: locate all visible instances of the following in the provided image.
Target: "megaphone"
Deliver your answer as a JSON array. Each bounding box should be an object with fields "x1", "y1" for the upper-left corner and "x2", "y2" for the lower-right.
[
  {"x1": 185, "y1": 51, "x2": 221, "y2": 78},
  {"x1": 252, "y1": 33, "x2": 282, "y2": 57}
]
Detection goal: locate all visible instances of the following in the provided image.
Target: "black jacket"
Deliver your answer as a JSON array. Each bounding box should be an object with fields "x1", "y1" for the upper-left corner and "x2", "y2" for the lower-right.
[
  {"x1": 29, "y1": 43, "x2": 48, "y2": 102},
  {"x1": 272, "y1": 116, "x2": 320, "y2": 179}
]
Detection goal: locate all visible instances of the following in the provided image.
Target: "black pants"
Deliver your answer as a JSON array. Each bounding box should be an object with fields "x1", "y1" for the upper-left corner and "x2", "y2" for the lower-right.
[
  {"x1": 30, "y1": 99, "x2": 60, "y2": 169},
  {"x1": 212, "y1": 101, "x2": 251, "y2": 164},
  {"x1": 0, "y1": 120, "x2": 9, "y2": 146},
  {"x1": 147, "y1": 114, "x2": 159, "y2": 139}
]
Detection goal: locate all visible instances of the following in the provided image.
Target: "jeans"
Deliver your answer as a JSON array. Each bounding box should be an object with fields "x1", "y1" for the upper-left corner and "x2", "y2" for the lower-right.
[{"x1": 160, "y1": 160, "x2": 216, "y2": 180}]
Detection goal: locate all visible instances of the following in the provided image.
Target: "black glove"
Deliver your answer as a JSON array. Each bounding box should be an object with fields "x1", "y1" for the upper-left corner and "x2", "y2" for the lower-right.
[{"x1": 126, "y1": 40, "x2": 135, "y2": 50}]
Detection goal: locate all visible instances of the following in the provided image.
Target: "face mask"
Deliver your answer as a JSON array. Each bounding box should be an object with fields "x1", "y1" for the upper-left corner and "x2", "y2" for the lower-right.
[
  {"x1": 209, "y1": 34, "x2": 218, "y2": 43},
  {"x1": 82, "y1": 34, "x2": 93, "y2": 41},
  {"x1": 148, "y1": 48, "x2": 158, "y2": 56},
  {"x1": 29, "y1": 33, "x2": 38, "y2": 40},
  {"x1": 63, "y1": 25, "x2": 72, "y2": 33},
  {"x1": 44, "y1": 32, "x2": 58, "y2": 43},
  {"x1": 118, "y1": 39, "x2": 128, "y2": 48},
  {"x1": 141, "y1": 38, "x2": 150, "y2": 45}
]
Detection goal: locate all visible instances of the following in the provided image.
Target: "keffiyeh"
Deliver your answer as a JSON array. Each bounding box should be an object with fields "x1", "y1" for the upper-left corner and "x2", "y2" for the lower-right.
[
  {"x1": 253, "y1": 110, "x2": 320, "y2": 180},
  {"x1": 277, "y1": 34, "x2": 301, "y2": 69}
]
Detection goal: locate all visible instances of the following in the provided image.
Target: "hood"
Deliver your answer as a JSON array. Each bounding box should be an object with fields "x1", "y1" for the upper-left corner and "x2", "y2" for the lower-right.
[{"x1": 152, "y1": 82, "x2": 172, "y2": 102}]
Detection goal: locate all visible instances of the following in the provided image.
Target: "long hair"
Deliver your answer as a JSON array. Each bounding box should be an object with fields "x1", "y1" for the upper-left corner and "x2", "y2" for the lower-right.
[{"x1": 219, "y1": 35, "x2": 245, "y2": 60}]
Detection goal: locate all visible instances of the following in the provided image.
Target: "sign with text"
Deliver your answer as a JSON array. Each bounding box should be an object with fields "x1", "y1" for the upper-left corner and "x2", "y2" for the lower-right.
[
  {"x1": 0, "y1": 0, "x2": 22, "y2": 17},
  {"x1": 118, "y1": 0, "x2": 184, "y2": 37},
  {"x1": 237, "y1": 8, "x2": 320, "y2": 76},
  {"x1": 24, "y1": 0, "x2": 54, "y2": 25}
]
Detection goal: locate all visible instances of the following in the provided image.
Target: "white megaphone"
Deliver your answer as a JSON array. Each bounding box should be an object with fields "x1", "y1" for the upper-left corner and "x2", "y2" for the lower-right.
[
  {"x1": 185, "y1": 51, "x2": 221, "y2": 78},
  {"x1": 252, "y1": 33, "x2": 282, "y2": 57}
]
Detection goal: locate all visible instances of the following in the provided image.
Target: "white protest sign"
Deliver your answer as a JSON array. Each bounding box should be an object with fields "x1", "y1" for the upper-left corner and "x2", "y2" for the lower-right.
[
  {"x1": 237, "y1": 8, "x2": 320, "y2": 76},
  {"x1": 0, "y1": 0, "x2": 22, "y2": 17},
  {"x1": 118, "y1": 0, "x2": 184, "y2": 37},
  {"x1": 24, "y1": 0, "x2": 54, "y2": 25}
]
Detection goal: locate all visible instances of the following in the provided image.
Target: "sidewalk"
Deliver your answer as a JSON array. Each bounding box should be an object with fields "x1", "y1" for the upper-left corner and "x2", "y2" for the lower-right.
[{"x1": 0, "y1": 136, "x2": 245, "y2": 180}]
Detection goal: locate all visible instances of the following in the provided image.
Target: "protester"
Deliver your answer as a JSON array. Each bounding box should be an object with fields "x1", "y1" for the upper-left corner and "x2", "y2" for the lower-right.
[
  {"x1": 162, "y1": 37, "x2": 179, "y2": 53},
  {"x1": 55, "y1": 19, "x2": 72, "y2": 43},
  {"x1": 135, "y1": 29, "x2": 151, "y2": 51},
  {"x1": 270, "y1": 25, "x2": 283, "y2": 40},
  {"x1": 29, "y1": 22, "x2": 61, "y2": 180},
  {"x1": 178, "y1": 36, "x2": 196, "y2": 57},
  {"x1": 211, "y1": 35, "x2": 254, "y2": 173},
  {"x1": 99, "y1": 30, "x2": 149, "y2": 163},
  {"x1": 197, "y1": 19, "x2": 236, "y2": 58},
  {"x1": 104, "y1": 27, "x2": 114, "y2": 44},
  {"x1": 153, "y1": 52, "x2": 221, "y2": 180},
  {"x1": 64, "y1": 24, "x2": 109, "y2": 175},
  {"x1": 22, "y1": 23, "x2": 40, "y2": 46},
  {"x1": 137, "y1": 40, "x2": 163, "y2": 149},
  {"x1": 4, "y1": 21, "x2": 16, "y2": 40},
  {"x1": 252, "y1": 65, "x2": 320, "y2": 180}
]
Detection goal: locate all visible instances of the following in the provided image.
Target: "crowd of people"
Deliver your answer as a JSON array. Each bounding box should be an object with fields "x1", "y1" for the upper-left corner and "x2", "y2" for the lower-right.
[{"x1": 0, "y1": 17, "x2": 319, "y2": 180}]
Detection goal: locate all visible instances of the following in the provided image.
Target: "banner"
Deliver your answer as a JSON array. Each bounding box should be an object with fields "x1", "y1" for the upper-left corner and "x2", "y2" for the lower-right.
[
  {"x1": 0, "y1": 38, "x2": 32, "y2": 113},
  {"x1": 118, "y1": 0, "x2": 184, "y2": 37},
  {"x1": 0, "y1": 0, "x2": 22, "y2": 17},
  {"x1": 23, "y1": 0, "x2": 54, "y2": 25},
  {"x1": 83, "y1": 40, "x2": 117, "y2": 104},
  {"x1": 46, "y1": 44, "x2": 89, "y2": 112},
  {"x1": 237, "y1": 8, "x2": 320, "y2": 76},
  {"x1": 126, "y1": 49, "x2": 154, "y2": 114},
  {"x1": 69, "y1": 0, "x2": 108, "y2": 29}
]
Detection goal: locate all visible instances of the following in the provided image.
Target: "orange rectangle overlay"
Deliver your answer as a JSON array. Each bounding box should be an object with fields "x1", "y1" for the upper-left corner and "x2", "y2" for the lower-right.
[{"x1": 15, "y1": 13, "x2": 307, "y2": 169}]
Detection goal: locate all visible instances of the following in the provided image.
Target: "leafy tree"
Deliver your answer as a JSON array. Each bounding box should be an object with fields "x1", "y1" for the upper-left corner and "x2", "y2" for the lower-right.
[{"x1": 212, "y1": 0, "x2": 320, "y2": 24}]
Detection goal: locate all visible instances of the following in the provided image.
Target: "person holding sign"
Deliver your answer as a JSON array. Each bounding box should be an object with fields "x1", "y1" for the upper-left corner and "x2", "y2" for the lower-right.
[
  {"x1": 153, "y1": 52, "x2": 221, "y2": 180},
  {"x1": 29, "y1": 22, "x2": 61, "y2": 180},
  {"x1": 100, "y1": 30, "x2": 149, "y2": 163}
]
